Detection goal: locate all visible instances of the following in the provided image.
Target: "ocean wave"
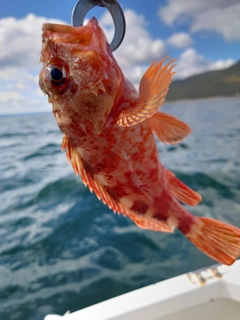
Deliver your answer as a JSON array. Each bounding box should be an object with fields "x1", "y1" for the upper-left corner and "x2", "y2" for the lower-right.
[{"x1": 0, "y1": 98, "x2": 240, "y2": 320}]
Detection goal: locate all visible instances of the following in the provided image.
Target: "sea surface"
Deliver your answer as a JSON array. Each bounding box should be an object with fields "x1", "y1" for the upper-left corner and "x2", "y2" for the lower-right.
[{"x1": 0, "y1": 97, "x2": 240, "y2": 320}]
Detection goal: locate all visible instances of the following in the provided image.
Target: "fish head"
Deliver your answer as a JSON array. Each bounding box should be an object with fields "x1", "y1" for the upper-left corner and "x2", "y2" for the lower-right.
[{"x1": 39, "y1": 18, "x2": 122, "y2": 134}]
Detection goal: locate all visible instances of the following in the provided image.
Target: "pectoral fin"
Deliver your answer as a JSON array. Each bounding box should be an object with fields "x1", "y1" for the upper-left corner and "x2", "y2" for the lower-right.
[
  {"x1": 149, "y1": 112, "x2": 191, "y2": 144},
  {"x1": 117, "y1": 57, "x2": 176, "y2": 127},
  {"x1": 166, "y1": 169, "x2": 202, "y2": 206}
]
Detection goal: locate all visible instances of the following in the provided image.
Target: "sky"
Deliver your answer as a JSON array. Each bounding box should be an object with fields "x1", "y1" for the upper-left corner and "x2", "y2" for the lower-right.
[{"x1": 0, "y1": 0, "x2": 239, "y2": 114}]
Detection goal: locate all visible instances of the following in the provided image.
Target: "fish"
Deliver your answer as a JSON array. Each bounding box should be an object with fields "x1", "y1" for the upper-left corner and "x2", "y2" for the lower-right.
[{"x1": 39, "y1": 17, "x2": 240, "y2": 266}]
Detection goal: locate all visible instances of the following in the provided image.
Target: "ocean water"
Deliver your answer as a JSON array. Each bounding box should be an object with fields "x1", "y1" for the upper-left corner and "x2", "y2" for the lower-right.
[{"x1": 0, "y1": 97, "x2": 240, "y2": 320}]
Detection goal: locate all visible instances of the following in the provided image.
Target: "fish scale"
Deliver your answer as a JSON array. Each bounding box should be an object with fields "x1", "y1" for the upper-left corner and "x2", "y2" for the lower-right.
[{"x1": 39, "y1": 17, "x2": 240, "y2": 266}]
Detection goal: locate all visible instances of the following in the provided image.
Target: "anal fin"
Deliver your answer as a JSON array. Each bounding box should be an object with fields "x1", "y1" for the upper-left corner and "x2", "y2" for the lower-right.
[
  {"x1": 128, "y1": 211, "x2": 174, "y2": 232},
  {"x1": 166, "y1": 169, "x2": 202, "y2": 206}
]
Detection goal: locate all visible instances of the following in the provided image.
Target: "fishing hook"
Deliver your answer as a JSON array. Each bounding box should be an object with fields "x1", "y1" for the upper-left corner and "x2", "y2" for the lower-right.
[{"x1": 72, "y1": 0, "x2": 126, "y2": 51}]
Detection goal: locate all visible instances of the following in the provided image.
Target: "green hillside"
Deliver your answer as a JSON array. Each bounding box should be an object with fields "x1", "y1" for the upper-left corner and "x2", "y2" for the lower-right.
[{"x1": 166, "y1": 60, "x2": 240, "y2": 101}]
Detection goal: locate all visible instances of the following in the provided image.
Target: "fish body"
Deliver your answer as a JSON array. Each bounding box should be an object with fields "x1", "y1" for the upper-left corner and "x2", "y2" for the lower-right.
[{"x1": 39, "y1": 18, "x2": 240, "y2": 265}]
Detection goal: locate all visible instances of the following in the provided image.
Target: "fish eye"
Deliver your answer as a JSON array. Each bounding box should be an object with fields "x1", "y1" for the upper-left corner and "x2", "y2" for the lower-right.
[
  {"x1": 43, "y1": 61, "x2": 69, "y2": 93},
  {"x1": 50, "y1": 67, "x2": 64, "y2": 83}
]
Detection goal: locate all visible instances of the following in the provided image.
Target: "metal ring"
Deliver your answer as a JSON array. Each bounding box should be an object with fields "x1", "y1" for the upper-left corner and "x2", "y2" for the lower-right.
[{"x1": 72, "y1": 0, "x2": 126, "y2": 51}]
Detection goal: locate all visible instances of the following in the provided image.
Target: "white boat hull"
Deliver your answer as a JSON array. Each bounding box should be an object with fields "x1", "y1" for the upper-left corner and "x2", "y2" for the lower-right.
[{"x1": 44, "y1": 260, "x2": 240, "y2": 320}]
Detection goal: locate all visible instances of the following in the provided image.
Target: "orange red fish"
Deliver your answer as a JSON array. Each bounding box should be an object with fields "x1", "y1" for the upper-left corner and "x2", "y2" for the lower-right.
[{"x1": 39, "y1": 18, "x2": 240, "y2": 266}]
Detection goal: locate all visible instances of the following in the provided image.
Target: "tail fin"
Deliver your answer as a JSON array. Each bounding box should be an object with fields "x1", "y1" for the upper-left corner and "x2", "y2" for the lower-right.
[{"x1": 186, "y1": 217, "x2": 240, "y2": 266}]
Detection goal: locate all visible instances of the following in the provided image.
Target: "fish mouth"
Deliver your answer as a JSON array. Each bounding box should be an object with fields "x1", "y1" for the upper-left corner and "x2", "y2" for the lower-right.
[
  {"x1": 42, "y1": 23, "x2": 80, "y2": 35},
  {"x1": 42, "y1": 22, "x2": 95, "y2": 47}
]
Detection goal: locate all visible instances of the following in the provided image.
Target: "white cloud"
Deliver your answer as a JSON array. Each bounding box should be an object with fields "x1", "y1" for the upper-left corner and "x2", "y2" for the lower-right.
[
  {"x1": 0, "y1": 96, "x2": 50, "y2": 115},
  {"x1": 167, "y1": 32, "x2": 193, "y2": 48},
  {"x1": 100, "y1": 9, "x2": 167, "y2": 85},
  {"x1": 0, "y1": 14, "x2": 65, "y2": 115},
  {"x1": 174, "y1": 48, "x2": 235, "y2": 79},
  {"x1": 191, "y1": 5, "x2": 240, "y2": 41},
  {"x1": 158, "y1": 0, "x2": 240, "y2": 41},
  {"x1": 0, "y1": 91, "x2": 22, "y2": 101},
  {"x1": 0, "y1": 10, "x2": 168, "y2": 114},
  {"x1": 209, "y1": 59, "x2": 235, "y2": 71},
  {"x1": 0, "y1": 67, "x2": 50, "y2": 115},
  {"x1": 0, "y1": 9, "x2": 237, "y2": 114},
  {"x1": 0, "y1": 14, "x2": 64, "y2": 69}
]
